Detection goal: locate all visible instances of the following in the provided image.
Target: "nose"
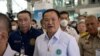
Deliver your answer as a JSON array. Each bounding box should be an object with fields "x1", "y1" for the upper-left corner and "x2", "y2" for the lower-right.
[
  {"x1": 88, "y1": 24, "x2": 92, "y2": 28},
  {"x1": 48, "y1": 20, "x2": 52, "y2": 25},
  {"x1": 22, "y1": 21, "x2": 26, "y2": 25}
]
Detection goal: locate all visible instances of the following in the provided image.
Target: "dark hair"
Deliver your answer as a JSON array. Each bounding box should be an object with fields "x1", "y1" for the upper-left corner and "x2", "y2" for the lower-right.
[
  {"x1": 17, "y1": 10, "x2": 32, "y2": 19},
  {"x1": 42, "y1": 9, "x2": 60, "y2": 19},
  {"x1": 11, "y1": 20, "x2": 18, "y2": 23},
  {"x1": 60, "y1": 11, "x2": 69, "y2": 17},
  {"x1": 32, "y1": 19, "x2": 37, "y2": 23},
  {"x1": 98, "y1": 17, "x2": 100, "y2": 19},
  {"x1": 0, "y1": 13, "x2": 11, "y2": 32},
  {"x1": 98, "y1": 17, "x2": 100, "y2": 22},
  {"x1": 40, "y1": 19, "x2": 43, "y2": 25}
]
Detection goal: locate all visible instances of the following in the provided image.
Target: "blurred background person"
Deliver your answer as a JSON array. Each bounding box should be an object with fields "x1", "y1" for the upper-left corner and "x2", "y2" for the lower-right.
[
  {"x1": 11, "y1": 20, "x2": 18, "y2": 31},
  {"x1": 60, "y1": 11, "x2": 79, "y2": 41},
  {"x1": 98, "y1": 17, "x2": 100, "y2": 34},
  {"x1": 70, "y1": 21, "x2": 78, "y2": 33},
  {"x1": 79, "y1": 15, "x2": 100, "y2": 56},
  {"x1": 70, "y1": 21, "x2": 77, "y2": 28},
  {"x1": 98, "y1": 17, "x2": 100, "y2": 21},
  {"x1": 31, "y1": 19, "x2": 38, "y2": 29},
  {"x1": 77, "y1": 21, "x2": 88, "y2": 41},
  {"x1": 31, "y1": 19, "x2": 44, "y2": 33},
  {"x1": 39, "y1": 19, "x2": 46, "y2": 33},
  {"x1": 78, "y1": 15, "x2": 86, "y2": 22}
]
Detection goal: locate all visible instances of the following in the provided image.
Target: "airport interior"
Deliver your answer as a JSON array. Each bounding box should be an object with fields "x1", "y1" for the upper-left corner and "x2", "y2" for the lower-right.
[
  {"x1": 0, "y1": 0, "x2": 100, "y2": 56},
  {"x1": 1, "y1": 0, "x2": 100, "y2": 21}
]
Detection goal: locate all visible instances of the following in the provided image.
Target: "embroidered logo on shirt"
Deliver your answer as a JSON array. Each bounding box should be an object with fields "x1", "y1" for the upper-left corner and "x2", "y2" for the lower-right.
[
  {"x1": 30, "y1": 38, "x2": 35, "y2": 46},
  {"x1": 14, "y1": 40, "x2": 21, "y2": 43},
  {"x1": 56, "y1": 49, "x2": 62, "y2": 55}
]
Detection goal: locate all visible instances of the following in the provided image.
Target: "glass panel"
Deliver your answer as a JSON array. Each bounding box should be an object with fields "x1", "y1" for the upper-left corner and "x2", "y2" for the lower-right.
[
  {"x1": 53, "y1": 0, "x2": 76, "y2": 8},
  {"x1": 12, "y1": 0, "x2": 27, "y2": 13}
]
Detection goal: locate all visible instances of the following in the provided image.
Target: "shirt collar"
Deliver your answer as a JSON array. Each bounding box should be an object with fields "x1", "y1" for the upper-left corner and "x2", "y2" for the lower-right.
[
  {"x1": 45, "y1": 27, "x2": 61, "y2": 40},
  {"x1": 86, "y1": 32, "x2": 100, "y2": 40},
  {"x1": 85, "y1": 34, "x2": 90, "y2": 40},
  {"x1": 3, "y1": 44, "x2": 16, "y2": 56}
]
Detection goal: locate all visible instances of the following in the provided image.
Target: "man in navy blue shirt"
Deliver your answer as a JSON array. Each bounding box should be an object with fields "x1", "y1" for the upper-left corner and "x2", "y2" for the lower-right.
[{"x1": 9, "y1": 10, "x2": 43, "y2": 56}]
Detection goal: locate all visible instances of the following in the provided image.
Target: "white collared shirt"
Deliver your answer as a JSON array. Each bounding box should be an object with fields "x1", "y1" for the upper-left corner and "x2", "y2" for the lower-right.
[
  {"x1": 3, "y1": 44, "x2": 16, "y2": 56},
  {"x1": 65, "y1": 26, "x2": 79, "y2": 42},
  {"x1": 34, "y1": 28, "x2": 80, "y2": 56}
]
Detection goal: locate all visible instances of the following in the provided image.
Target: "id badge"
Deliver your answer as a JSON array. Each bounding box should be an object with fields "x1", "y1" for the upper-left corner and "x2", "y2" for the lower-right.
[{"x1": 96, "y1": 49, "x2": 100, "y2": 56}]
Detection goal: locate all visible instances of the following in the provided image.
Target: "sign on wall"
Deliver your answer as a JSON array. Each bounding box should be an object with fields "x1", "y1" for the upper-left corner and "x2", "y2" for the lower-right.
[{"x1": 33, "y1": 9, "x2": 46, "y2": 26}]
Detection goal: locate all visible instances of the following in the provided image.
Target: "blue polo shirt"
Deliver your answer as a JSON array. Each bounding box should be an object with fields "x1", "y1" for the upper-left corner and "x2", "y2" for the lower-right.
[{"x1": 9, "y1": 28, "x2": 43, "y2": 56}]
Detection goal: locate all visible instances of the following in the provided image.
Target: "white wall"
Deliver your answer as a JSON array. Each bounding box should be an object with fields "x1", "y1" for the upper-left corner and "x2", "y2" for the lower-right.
[
  {"x1": 80, "y1": 7, "x2": 100, "y2": 15},
  {"x1": 81, "y1": 0, "x2": 89, "y2": 5},
  {"x1": 34, "y1": 0, "x2": 53, "y2": 10}
]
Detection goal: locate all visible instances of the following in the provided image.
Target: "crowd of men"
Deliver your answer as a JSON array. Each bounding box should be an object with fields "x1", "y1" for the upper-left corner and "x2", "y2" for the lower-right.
[{"x1": 0, "y1": 9, "x2": 100, "y2": 56}]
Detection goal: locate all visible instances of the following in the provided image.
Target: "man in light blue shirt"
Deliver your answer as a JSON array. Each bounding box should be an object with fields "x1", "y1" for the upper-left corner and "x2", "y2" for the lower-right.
[{"x1": 34, "y1": 9, "x2": 80, "y2": 56}]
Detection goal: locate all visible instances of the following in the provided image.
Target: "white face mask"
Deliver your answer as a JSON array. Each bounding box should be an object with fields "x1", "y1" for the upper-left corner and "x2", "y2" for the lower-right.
[
  {"x1": 12, "y1": 26, "x2": 17, "y2": 31},
  {"x1": 98, "y1": 27, "x2": 100, "y2": 31},
  {"x1": 60, "y1": 19, "x2": 68, "y2": 27}
]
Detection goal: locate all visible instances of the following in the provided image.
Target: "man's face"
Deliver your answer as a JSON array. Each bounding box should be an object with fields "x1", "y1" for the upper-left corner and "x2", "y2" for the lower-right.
[
  {"x1": 31, "y1": 21, "x2": 37, "y2": 28},
  {"x1": 43, "y1": 11, "x2": 60, "y2": 33},
  {"x1": 0, "y1": 20, "x2": 8, "y2": 55},
  {"x1": 18, "y1": 13, "x2": 31, "y2": 32},
  {"x1": 60, "y1": 14, "x2": 69, "y2": 20},
  {"x1": 85, "y1": 18, "x2": 98, "y2": 35},
  {"x1": 11, "y1": 21, "x2": 18, "y2": 31}
]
